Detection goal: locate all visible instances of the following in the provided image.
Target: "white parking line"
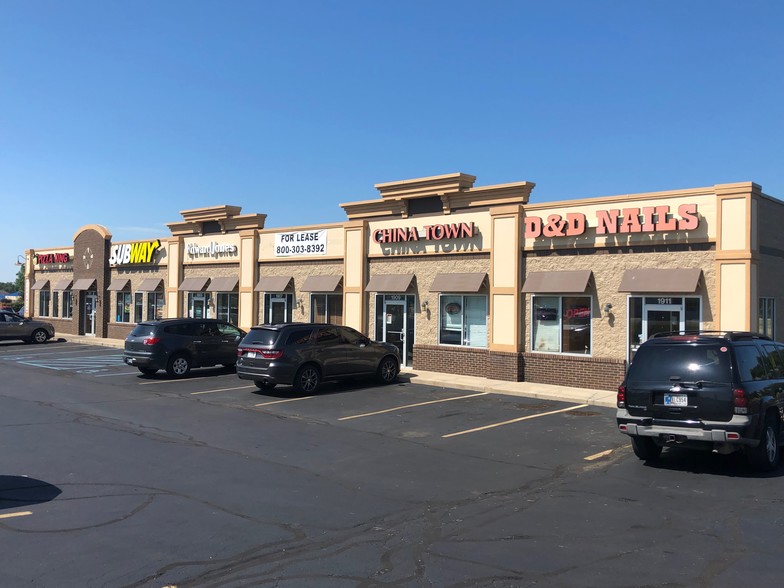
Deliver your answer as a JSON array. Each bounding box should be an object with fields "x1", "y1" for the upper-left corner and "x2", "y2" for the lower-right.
[
  {"x1": 139, "y1": 376, "x2": 226, "y2": 385},
  {"x1": 191, "y1": 385, "x2": 256, "y2": 395},
  {"x1": 255, "y1": 396, "x2": 315, "y2": 406},
  {"x1": 2, "y1": 348, "x2": 120, "y2": 357},
  {"x1": 0, "y1": 511, "x2": 32, "y2": 519},
  {"x1": 442, "y1": 403, "x2": 589, "y2": 438},
  {"x1": 94, "y1": 371, "x2": 142, "y2": 377},
  {"x1": 338, "y1": 392, "x2": 489, "y2": 421}
]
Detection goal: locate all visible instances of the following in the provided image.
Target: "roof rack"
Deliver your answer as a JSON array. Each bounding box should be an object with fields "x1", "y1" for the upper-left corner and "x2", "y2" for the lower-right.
[{"x1": 650, "y1": 330, "x2": 772, "y2": 341}]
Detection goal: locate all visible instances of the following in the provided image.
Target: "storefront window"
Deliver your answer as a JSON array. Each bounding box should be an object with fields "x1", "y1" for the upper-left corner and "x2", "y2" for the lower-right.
[
  {"x1": 39, "y1": 289, "x2": 51, "y2": 317},
  {"x1": 311, "y1": 294, "x2": 343, "y2": 324},
  {"x1": 532, "y1": 295, "x2": 591, "y2": 354},
  {"x1": 52, "y1": 291, "x2": 60, "y2": 318},
  {"x1": 134, "y1": 292, "x2": 144, "y2": 323},
  {"x1": 216, "y1": 292, "x2": 239, "y2": 325},
  {"x1": 759, "y1": 298, "x2": 775, "y2": 338},
  {"x1": 115, "y1": 291, "x2": 132, "y2": 323},
  {"x1": 438, "y1": 295, "x2": 488, "y2": 348},
  {"x1": 147, "y1": 292, "x2": 164, "y2": 321},
  {"x1": 62, "y1": 291, "x2": 73, "y2": 319}
]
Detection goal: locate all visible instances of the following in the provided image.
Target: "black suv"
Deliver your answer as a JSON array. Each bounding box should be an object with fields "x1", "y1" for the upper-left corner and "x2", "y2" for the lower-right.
[
  {"x1": 236, "y1": 323, "x2": 400, "y2": 393},
  {"x1": 617, "y1": 331, "x2": 784, "y2": 471},
  {"x1": 124, "y1": 318, "x2": 245, "y2": 377}
]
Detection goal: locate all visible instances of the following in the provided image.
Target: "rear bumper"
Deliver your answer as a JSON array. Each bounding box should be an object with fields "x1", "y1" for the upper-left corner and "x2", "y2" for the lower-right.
[
  {"x1": 236, "y1": 363, "x2": 297, "y2": 386},
  {"x1": 123, "y1": 351, "x2": 167, "y2": 370},
  {"x1": 616, "y1": 409, "x2": 759, "y2": 446}
]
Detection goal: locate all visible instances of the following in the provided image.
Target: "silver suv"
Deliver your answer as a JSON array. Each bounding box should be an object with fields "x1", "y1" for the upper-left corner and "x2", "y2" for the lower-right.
[
  {"x1": 0, "y1": 311, "x2": 55, "y2": 344},
  {"x1": 236, "y1": 323, "x2": 401, "y2": 393}
]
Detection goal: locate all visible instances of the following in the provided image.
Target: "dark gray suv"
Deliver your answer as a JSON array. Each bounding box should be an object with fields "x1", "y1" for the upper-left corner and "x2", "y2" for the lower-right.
[
  {"x1": 617, "y1": 331, "x2": 784, "y2": 471},
  {"x1": 0, "y1": 310, "x2": 55, "y2": 344},
  {"x1": 124, "y1": 318, "x2": 245, "y2": 377},
  {"x1": 236, "y1": 323, "x2": 400, "y2": 393}
]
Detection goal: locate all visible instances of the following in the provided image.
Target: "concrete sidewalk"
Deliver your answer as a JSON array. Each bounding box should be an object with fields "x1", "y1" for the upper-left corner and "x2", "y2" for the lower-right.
[{"x1": 58, "y1": 334, "x2": 618, "y2": 408}]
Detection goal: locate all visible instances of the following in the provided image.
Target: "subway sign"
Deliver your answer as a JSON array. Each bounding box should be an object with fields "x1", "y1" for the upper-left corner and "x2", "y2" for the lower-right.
[{"x1": 109, "y1": 239, "x2": 161, "y2": 266}]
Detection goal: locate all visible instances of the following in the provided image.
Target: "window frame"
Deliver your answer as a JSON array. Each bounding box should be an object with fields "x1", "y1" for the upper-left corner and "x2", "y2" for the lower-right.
[
  {"x1": 759, "y1": 297, "x2": 775, "y2": 338},
  {"x1": 531, "y1": 294, "x2": 593, "y2": 355},
  {"x1": 38, "y1": 288, "x2": 51, "y2": 317},
  {"x1": 437, "y1": 293, "x2": 488, "y2": 348},
  {"x1": 115, "y1": 290, "x2": 132, "y2": 323}
]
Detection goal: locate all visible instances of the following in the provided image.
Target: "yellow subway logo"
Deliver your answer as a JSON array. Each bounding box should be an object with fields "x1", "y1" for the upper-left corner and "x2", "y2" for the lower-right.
[{"x1": 109, "y1": 240, "x2": 161, "y2": 266}]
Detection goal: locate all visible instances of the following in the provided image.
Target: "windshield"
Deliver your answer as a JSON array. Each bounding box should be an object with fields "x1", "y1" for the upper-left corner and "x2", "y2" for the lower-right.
[
  {"x1": 129, "y1": 324, "x2": 157, "y2": 337},
  {"x1": 629, "y1": 343, "x2": 732, "y2": 383}
]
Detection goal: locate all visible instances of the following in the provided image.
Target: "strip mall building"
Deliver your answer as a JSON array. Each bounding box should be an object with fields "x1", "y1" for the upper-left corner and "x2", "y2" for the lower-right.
[{"x1": 23, "y1": 173, "x2": 783, "y2": 391}]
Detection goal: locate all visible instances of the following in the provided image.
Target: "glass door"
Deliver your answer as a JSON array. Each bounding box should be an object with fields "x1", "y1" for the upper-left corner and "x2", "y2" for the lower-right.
[
  {"x1": 268, "y1": 295, "x2": 288, "y2": 324},
  {"x1": 383, "y1": 300, "x2": 406, "y2": 366},
  {"x1": 83, "y1": 291, "x2": 97, "y2": 336},
  {"x1": 643, "y1": 304, "x2": 683, "y2": 340},
  {"x1": 189, "y1": 293, "x2": 208, "y2": 319}
]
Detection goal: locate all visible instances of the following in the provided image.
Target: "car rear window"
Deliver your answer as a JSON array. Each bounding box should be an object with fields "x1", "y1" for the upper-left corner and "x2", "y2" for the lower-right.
[
  {"x1": 629, "y1": 343, "x2": 732, "y2": 383},
  {"x1": 243, "y1": 328, "x2": 281, "y2": 346},
  {"x1": 129, "y1": 324, "x2": 157, "y2": 337}
]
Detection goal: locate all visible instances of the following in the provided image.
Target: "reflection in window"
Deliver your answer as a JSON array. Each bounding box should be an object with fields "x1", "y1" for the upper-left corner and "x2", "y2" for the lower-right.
[
  {"x1": 39, "y1": 289, "x2": 51, "y2": 317},
  {"x1": 116, "y1": 291, "x2": 132, "y2": 323},
  {"x1": 134, "y1": 292, "x2": 144, "y2": 323},
  {"x1": 147, "y1": 292, "x2": 164, "y2": 321},
  {"x1": 311, "y1": 293, "x2": 343, "y2": 324},
  {"x1": 532, "y1": 295, "x2": 591, "y2": 354},
  {"x1": 759, "y1": 298, "x2": 775, "y2": 338},
  {"x1": 438, "y1": 295, "x2": 487, "y2": 348},
  {"x1": 216, "y1": 292, "x2": 239, "y2": 325},
  {"x1": 62, "y1": 291, "x2": 73, "y2": 319}
]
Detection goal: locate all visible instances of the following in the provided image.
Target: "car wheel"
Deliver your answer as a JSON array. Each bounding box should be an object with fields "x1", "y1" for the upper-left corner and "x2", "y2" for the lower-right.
[
  {"x1": 630, "y1": 435, "x2": 662, "y2": 461},
  {"x1": 31, "y1": 329, "x2": 49, "y2": 344},
  {"x1": 137, "y1": 367, "x2": 158, "y2": 376},
  {"x1": 254, "y1": 380, "x2": 277, "y2": 391},
  {"x1": 166, "y1": 354, "x2": 191, "y2": 378},
  {"x1": 377, "y1": 356, "x2": 399, "y2": 384},
  {"x1": 747, "y1": 414, "x2": 780, "y2": 472},
  {"x1": 294, "y1": 364, "x2": 320, "y2": 393}
]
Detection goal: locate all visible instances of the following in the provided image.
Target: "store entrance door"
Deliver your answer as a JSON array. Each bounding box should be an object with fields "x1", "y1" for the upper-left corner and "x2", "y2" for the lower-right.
[
  {"x1": 83, "y1": 292, "x2": 97, "y2": 336},
  {"x1": 643, "y1": 304, "x2": 683, "y2": 340},
  {"x1": 383, "y1": 299, "x2": 407, "y2": 366},
  {"x1": 268, "y1": 295, "x2": 288, "y2": 324},
  {"x1": 190, "y1": 293, "x2": 208, "y2": 319}
]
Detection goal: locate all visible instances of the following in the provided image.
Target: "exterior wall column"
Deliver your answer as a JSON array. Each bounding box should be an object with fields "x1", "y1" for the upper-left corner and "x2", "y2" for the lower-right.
[
  {"x1": 238, "y1": 229, "x2": 258, "y2": 331},
  {"x1": 343, "y1": 220, "x2": 368, "y2": 333},
  {"x1": 23, "y1": 250, "x2": 32, "y2": 317},
  {"x1": 715, "y1": 182, "x2": 760, "y2": 331},
  {"x1": 166, "y1": 236, "x2": 183, "y2": 319},
  {"x1": 488, "y1": 205, "x2": 523, "y2": 380}
]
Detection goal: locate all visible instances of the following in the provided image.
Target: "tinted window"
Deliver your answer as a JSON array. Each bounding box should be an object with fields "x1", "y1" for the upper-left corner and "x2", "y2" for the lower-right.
[
  {"x1": 218, "y1": 323, "x2": 241, "y2": 337},
  {"x1": 285, "y1": 328, "x2": 314, "y2": 346},
  {"x1": 164, "y1": 323, "x2": 201, "y2": 336},
  {"x1": 734, "y1": 344, "x2": 769, "y2": 382},
  {"x1": 313, "y1": 328, "x2": 340, "y2": 345},
  {"x1": 242, "y1": 328, "x2": 280, "y2": 346},
  {"x1": 130, "y1": 324, "x2": 157, "y2": 337},
  {"x1": 762, "y1": 344, "x2": 784, "y2": 378},
  {"x1": 628, "y1": 343, "x2": 732, "y2": 383},
  {"x1": 340, "y1": 327, "x2": 366, "y2": 345}
]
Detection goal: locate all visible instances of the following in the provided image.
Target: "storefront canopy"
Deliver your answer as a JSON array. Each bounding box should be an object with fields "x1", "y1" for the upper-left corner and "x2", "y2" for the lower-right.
[
  {"x1": 106, "y1": 278, "x2": 130, "y2": 291},
  {"x1": 137, "y1": 278, "x2": 163, "y2": 292},
  {"x1": 429, "y1": 272, "x2": 487, "y2": 293},
  {"x1": 254, "y1": 276, "x2": 293, "y2": 292},
  {"x1": 207, "y1": 277, "x2": 239, "y2": 292},
  {"x1": 300, "y1": 275, "x2": 343, "y2": 292},
  {"x1": 178, "y1": 277, "x2": 210, "y2": 292},
  {"x1": 71, "y1": 279, "x2": 96, "y2": 291},
  {"x1": 365, "y1": 274, "x2": 415, "y2": 293},
  {"x1": 618, "y1": 268, "x2": 702, "y2": 293},
  {"x1": 31, "y1": 279, "x2": 49, "y2": 290},
  {"x1": 52, "y1": 279, "x2": 73, "y2": 291},
  {"x1": 522, "y1": 270, "x2": 592, "y2": 294}
]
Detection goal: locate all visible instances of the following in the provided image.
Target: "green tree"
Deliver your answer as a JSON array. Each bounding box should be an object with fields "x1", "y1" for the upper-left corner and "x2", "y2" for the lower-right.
[{"x1": 14, "y1": 264, "x2": 24, "y2": 293}]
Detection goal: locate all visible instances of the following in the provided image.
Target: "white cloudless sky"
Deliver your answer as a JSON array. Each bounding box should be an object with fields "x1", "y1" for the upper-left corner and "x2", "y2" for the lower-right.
[{"x1": 1, "y1": 0, "x2": 782, "y2": 282}]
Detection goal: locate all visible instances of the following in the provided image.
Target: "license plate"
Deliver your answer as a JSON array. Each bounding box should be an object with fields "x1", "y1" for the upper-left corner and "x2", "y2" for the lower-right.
[
  {"x1": 664, "y1": 393, "x2": 688, "y2": 407},
  {"x1": 245, "y1": 351, "x2": 257, "y2": 359}
]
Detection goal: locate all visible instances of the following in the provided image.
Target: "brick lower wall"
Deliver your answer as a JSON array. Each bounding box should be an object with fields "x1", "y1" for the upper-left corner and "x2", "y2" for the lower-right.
[
  {"x1": 107, "y1": 323, "x2": 135, "y2": 340},
  {"x1": 414, "y1": 344, "x2": 488, "y2": 377},
  {"x1": 522, "y1": 352, "x2": 626, "y2": 391}
]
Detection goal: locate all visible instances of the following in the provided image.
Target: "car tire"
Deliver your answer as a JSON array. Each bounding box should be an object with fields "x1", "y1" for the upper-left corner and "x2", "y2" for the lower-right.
[
  {"x1": 30, "y1": 329, "x2": 49, "y2": 344},
  {"x1": 747, "y1": 414, "x2": 780, "y2": 472},
  {"x1": 630, "y1": 435, "x2": 662, "y2": 461},
  {"x1": 138, "y1": 367, "x2": 158, "y2": 376},
  {"x1": 166, "y1": 353, "x2": 191, "y2": 378},
  {"x1": 377, "y1": 356, "x2": 399, "y2": 384},
  {"x1": 254, "y1": 380, "x2": 277, "y2": 391},
  {"x1": 294, "y1": 364, "x2": 321, "y2": 394}
]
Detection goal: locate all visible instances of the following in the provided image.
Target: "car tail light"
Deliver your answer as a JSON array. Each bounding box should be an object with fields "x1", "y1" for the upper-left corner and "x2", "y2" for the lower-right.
[
  {"x1": 143, "y1": 337, "x2": 161, "y2": 346},
  {"x1": 617, "y1": 384, "x2": 627, "y2": 408},
  {"x1": 733, "y1": 387, "x2": 748, "y2": 414},
  {"x1": 238, "y1": 348, "x2": 284, "y2": 359}
]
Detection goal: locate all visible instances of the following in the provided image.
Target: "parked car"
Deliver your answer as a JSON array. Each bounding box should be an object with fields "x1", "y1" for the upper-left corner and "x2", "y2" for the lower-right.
[
  {"x1": 123, "y1": 318, "x2": 245, "y2": 377},
  {"x1": 617, "y1": 331, "x2": 784, "y2": 471},
  {"x1": 0, "y1": 310, "x2": 55, "y2": 344},
  {"x1": 236, "y1": 323, "x2": 401, "y2": 393}
]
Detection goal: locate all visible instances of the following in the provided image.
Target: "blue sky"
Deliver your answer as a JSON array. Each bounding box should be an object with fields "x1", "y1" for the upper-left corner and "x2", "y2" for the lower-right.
[{"x1": 2, "y1": 1, "x2": 782, "y2": 282}]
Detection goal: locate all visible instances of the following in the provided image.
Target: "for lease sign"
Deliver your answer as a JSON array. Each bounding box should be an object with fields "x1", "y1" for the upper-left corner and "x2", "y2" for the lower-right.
[{"x1": 274, "y1": 230, "x2": 327, "y2": 257}]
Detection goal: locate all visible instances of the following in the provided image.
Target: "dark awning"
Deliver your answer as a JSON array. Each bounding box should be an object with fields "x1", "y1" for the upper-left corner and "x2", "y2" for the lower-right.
[
  {"x1": 254, "y1": 276, "x2": 293, "y2": 292},
  {"x1": 429, "y1": 272, "x2": 487, "y2": 293},
  {"x1": 31, "y1": 279, "x2": 49, "y2": 290},
  {"x1": 365, "y1": 274, "x2": 415, "y2": 293},
  {"x1": 107, "y1": 278, "x2": 130, "y2": 291},
  {"x1": 207, "y1": 277, "x2": 239, "y2": 292},
  {"x1": 178, "y1": 277, "x2": 210, "y2": 292},
  {"x1": 137, "y1": 278, "x2": 163, "y2": 292},
  {"x1": 52, "y1": 279, "x2": 73, "y2": 291},
  {"x1": 618, "y1": 268, "x2": 702, "y2": 293},
  {"x1": 300, "y1": 275, "x2": 343, "y2": 292},
  {"x1": 71, "y1": 278, "x2": 96, "y2": 291},
  {"x1": 522, "y1": 270, "x2": 592, "y2": 294}
]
